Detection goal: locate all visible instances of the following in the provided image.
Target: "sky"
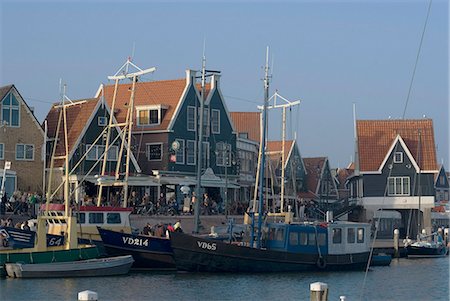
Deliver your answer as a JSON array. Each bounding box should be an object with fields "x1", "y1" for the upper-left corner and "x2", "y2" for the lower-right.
[{"x1": 1, "y1": 0, "x2": 448, "y2": 169}]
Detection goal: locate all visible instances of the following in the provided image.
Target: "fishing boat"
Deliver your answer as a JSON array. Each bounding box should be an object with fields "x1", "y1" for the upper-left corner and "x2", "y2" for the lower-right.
[
  {"x1": 170, "y1": 48, "x2": 372, "y2": 273},
  {"x1": 5, "y1": 255, "x2": 133, "y2": 278},
  {"x1": 97, "y1": 228, "x2": 175, "y2": 270}
]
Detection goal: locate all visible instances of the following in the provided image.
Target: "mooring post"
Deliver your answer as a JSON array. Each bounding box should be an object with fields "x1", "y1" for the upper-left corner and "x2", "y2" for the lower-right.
[
  {"x1": 393, "y1": 228, "x2": 399, "y2": 258},
  {"x1": 78, "y1": 290, "x2": 98, "y2": 301},
  {"x1": 310, "y1": 282, "x2": 328, "y2": 301}
]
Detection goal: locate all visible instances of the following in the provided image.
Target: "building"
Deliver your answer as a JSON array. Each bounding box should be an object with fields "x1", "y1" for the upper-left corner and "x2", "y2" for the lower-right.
[
  {"x1": 229, "y1": 111, "x2": 260, "y2": 208},
  {"x1": 97, "y1": 70, "x2": 238, "y2": 207},
  {"x1": 348, "y1": 119, "x2": 439, "y2": 237},
  {"x1": 265, "y1": 140, "x2": 306, "y2": 212},
  {"x1": 0, "y1": 84, "x2": 45, "y2": 197},
  {"x1": 44, "y1": 97, "x2": 143, "y2": 203}
]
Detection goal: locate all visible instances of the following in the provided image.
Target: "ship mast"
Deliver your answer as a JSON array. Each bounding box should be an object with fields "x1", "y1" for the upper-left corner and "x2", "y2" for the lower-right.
[
  {"x1": 256, "y1": 47, "x2": 270, "y2": 249},
  {"x1": 97, "y1": 58, "x2": 156, "y2": 207}
]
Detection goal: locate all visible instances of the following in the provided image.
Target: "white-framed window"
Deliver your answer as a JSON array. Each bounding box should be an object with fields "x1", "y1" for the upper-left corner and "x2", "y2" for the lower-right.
[
  {"x1": 98, "y1": 116, "x2": 108, "y2": 126},
  {"x1": 387, "y1": 176, "x2": 410, "y2": 196},
  {"x1": 175, "y1": 139, "x2": 185, "y2": 164},
  {"x1": 0, "y1": 143, "x2": 4, "y2": 160},
  {"x1": 211, "y1": 109, "x2": 220, "y2": 134},
  {"x1": 146, "y1": 143, "x2": 163, "y2": 161},
  {"x1": 186, "y1": 140, "x2": 196, "y2": 165},
  {"x1": 216, "y1": 142, "x2": 231, "y2": 167},
  {"x1": 1, "y1": 92, "x2": 20, "y2": 127},
  {"x1": 137, "y1": 105, "x2": 166, "y2": 126},
  {"x1": 86, "y1": 144, "x2": 118, "y2": 161},
  {"x1": 238, "y1": 132, "x2": 248, "y2": 139},
  {"x1": 201, "y1": 108, "x2": 210, "y2": 137},
  {"x1": 202, "y1": 141, "x2": 210, "y2": 169},
  {"x1": 16, "y1": 144, "x2": 34, "y2": 160},
  {"x1": 394, "y1": 152, "x2": 403, "y2": 163},
  {"x1": 187, "y1": 106, "x2": 196, "y2": 131}
]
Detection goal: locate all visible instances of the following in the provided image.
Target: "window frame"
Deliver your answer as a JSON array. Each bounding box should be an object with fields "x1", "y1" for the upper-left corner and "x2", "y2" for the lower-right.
[
  {"x1": 211, "y1": 109, "x2": 220, "y2": 134},
  {"x1": 187, "y1": 106, "x2": 196, "y2": 131},
  {"x1": 15, "y1": 143, "x2": 34, "y2": 161},
  {"x1": 186, "y1": 140, "x2": 196, "y2": 165},
  {"x1": 387, "y1": 176, "x2": 410, "y2": 196},
  {"x1": 98, "y1": 116, "x2": 108, "y2": 126},
  {"x1": 332, "y1": 228, "x2": 342, "y2": 244},
  {"x1": 175, "y1": 139, "x2": 185, "y2": 165},
  {"x1": 393, "y1": 151, "x2": 403, "y2": 163},
  {"x1": 0, "y1": 143, "x2": 4, "y2": 160},
  {"x1": 146, "y1": 143, "x2": 163, "y2": 161},
  {"x1": 1, "y1": 92, "x2": 20, "y2": 127}
]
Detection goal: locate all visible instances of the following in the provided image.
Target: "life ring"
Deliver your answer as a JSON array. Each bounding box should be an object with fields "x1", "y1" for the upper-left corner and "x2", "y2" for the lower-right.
[{"x1": 316, "y1": 257, "x2": 326, "y2": 269}]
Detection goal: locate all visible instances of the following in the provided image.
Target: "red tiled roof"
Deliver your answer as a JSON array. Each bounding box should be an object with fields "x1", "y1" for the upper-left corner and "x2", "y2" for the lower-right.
[
  {"x1": 336, "y1": 167, "x2": 354, "y2": 189},
  {"x1": 266, "y1": 140, "x2": 294, "y2": 169},
  {"x1": 101, "y1": 79, "x2": 210, "y2": 132},
  {"x1": 230, "y1": 112, "x2": 261, "y2": 143},
  {"x1": 356, "y1": 119, "x2": 437, "y2": 172},
  {"x1": 303, "y1": 157, "x2": 327, "y2": 194},
  {"x1": 45, "y1": 98, "x2": 99, "y2": 167}
]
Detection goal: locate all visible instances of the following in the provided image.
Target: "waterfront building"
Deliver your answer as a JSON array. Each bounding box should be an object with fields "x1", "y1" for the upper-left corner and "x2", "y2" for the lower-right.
[
  {"x1": 0, "y1": 84, "x2": 45, "y2": 196},
  {"x1": 434, "y1": 165, "x2": 449, "y2": 207},
  {"x1": 44, "y1": 97, "x2": 143, "y2": 202},
  {"x1": 265, "y1": 140, "x2": 307, "y2": 212},
  {"x1": 229, "y1": 112, "x2": 260, "y2": 208},
  {"x1": 348, "y1": 119, "x2": 439, "y2": 238},
  {"x1": 96, "y1": 70, "x2": 237, "y2": 206}
]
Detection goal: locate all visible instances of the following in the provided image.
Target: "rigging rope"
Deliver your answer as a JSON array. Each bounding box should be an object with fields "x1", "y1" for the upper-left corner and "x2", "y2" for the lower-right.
[{"x1": 402, "y1": 0, "x2": 433, "y2": 119}]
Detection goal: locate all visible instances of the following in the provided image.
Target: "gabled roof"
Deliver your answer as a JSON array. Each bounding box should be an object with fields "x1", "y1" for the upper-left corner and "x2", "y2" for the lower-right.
[
  {"x1": 303, "y1": 157, "x2": 327, "y2": 195},
  {"x1": 336, "y1": 167, "x2": 354, "y2": 189},
  {"x1": 99, "y1": 78, "x2": 187, "y2": 132},
  {"x1": 45, "y1": 98, "x2": 100, "y2": 166},
  {"x1": 266, "y1": 140, "x2": 295, "y2": 169},
  {"x1": 0, "y1": 84, "x2": 45, "y2": 135},
  {"x1": 0, "y1": 84, "x2": 13, "y2": 100},
  {"x1": 356, "y1": 119, "x2": 437, "y2": 172},
  {"x1": 230, "y1": 112, "x2": 261, "y2": 143}
]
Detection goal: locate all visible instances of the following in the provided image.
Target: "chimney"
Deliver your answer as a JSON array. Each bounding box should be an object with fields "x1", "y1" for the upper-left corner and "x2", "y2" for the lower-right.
[{"x1": 185, "y1": 69, "x2": 196, "y2": 86}]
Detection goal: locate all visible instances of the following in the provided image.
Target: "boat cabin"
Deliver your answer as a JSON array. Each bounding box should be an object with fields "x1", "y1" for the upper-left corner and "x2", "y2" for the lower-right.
[
  {"x1": 265, "y1": 221, "x2": 371, "y2": 255},
  {"x1": 40, "y1": 204, "x2": 133, "y2": 242}
]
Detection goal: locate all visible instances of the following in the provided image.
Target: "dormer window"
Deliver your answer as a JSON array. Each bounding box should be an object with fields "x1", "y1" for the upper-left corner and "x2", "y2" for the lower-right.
[
  {"x1": 394, "y1": 152, "x2": 403, "y2": 163},
  {"x1": 136, "y1": 105, "x2": 167, "y2": 126}
]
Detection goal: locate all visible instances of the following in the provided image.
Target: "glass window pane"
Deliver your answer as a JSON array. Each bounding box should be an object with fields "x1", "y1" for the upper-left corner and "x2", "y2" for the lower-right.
[
  {"x1": 86, "y1": 145, "x2": 96, "y2": 160},
  {"x1": 11, "y1": 109, "x2": 19, "y2": 126},
  {"x1": 2, "y1": 108, "x2": 10, "y2": 124},
  {"x1": 317, "y1": 233, "x2": 326, "y2": 246},
  {"x1": 108, "y1": 146, "x2": 118, "y2": 161},
  {"x1": 308, "y1": 233, "x2": 316, "y2": 245},
  {"x1": 395, "y1": 178, "x2": 402, "y2": 194},
  {"x1": 11, "y1": 94, "x2": 19, "y2": 105},
  {"x1": 357, "y1": 228, "x2": 365, "y2": 243},
  {"x1": 300, "y1": 232, "x2": 308, "y2": 245},
  {"x1": 138, "y1": 110, "x2": 149, "y2": 125},
  {"x1": 106, "y1": 213, "x2": 121, "y2": 224},
  {"x1": 332, "y1": 228, "x2": 342, "y2": 244},
  {"x1": 176, "y1": 140, "x2": 184, "y2": 163},
  {"x1": 25, "y1": 145, "x2": 33, "y2": 159},
  {"x1": 347, "y1": 228, "x2": 355, "y2": 243},
  {"x1": 149, "y1": 109, "x2": 159, "y2": 124},
  {"x1": 3, "y1": 94, "x2": 11, "y2": 105},
  {"x1": 16, "y1": 144, "x2": 24, "y2": 159},
  {"x1": 89, "y1": 213, "x2": 104, "y2": 224},
  {"x1": 403, "y1": 177, "x2": 410, "y2": 195},
  {"x1": 289, "y1": 232, "x2": 298, "y2": 245}
]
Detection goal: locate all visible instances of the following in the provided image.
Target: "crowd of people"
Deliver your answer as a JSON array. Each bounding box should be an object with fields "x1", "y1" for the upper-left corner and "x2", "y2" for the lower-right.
[
  {"x1": 0, "y1": 191, "x2": 43, "y2": 217},
  {"x1": 141, "y1": 220, "x2": 183, "y2": 238}
]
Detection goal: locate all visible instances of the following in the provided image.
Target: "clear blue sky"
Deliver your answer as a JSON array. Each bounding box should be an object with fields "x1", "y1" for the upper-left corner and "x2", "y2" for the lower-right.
[{"x1": 1, "y1": 0, "x2": 448, "y2": 169}]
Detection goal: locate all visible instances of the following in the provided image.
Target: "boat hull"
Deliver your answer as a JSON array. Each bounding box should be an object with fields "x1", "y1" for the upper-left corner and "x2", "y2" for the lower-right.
[
  {"x1": 406, "y1": 245, "x2": 448, "y2": 258},
  {"x1": 98, "y1": 228, "x2": 175, "y2": 270},
  {"x1": 170, "y1": 232, "x2": 370, "y2": 272},
  {"x1": 5, "y1": 255, "x2": 133, "y2": 278},
  {"x1": 0, "y1": 245, "x2": 100, "y2": 277}
]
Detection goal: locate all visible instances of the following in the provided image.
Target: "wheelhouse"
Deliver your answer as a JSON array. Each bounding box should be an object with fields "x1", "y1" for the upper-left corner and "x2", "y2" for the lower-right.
[{"x1": 40, "y1": 204, "x2": 133, "y2": 241}]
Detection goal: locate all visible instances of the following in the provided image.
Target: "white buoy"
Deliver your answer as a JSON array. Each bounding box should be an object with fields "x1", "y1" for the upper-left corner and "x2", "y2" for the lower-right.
[
  {"x1": 340, "y1": 296, "x2": 346, "y2": 301},
  {"x1": 78, "y1": 290, "x2": 98, "y2": 301}
]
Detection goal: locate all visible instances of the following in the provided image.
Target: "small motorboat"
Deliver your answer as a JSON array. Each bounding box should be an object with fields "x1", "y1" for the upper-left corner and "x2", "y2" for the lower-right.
[{"x1": 5, "y1": 255, "x2": 134, "y2": 278}]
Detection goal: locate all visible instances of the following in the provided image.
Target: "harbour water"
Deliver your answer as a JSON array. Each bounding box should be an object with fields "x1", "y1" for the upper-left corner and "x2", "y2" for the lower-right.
[{"x1": 1, "y1": 257, "x2": 448, "y2": 301}]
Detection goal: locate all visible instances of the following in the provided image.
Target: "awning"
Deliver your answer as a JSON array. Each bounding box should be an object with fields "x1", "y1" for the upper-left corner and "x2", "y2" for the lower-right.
[{"x1": 92, "y1": 175, "x2": 160, "y2": 187}]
